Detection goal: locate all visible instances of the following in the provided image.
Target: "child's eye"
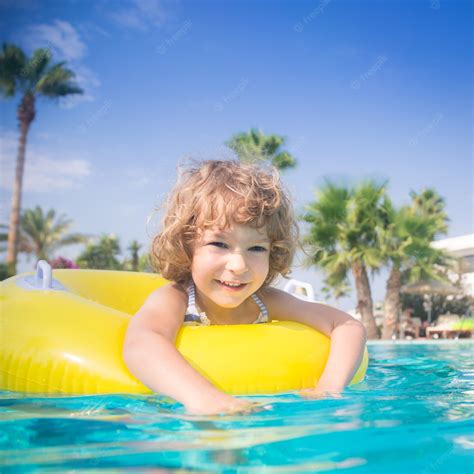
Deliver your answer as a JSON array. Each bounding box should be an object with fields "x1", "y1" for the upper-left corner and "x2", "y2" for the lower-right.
[
  {"x1": 249, "y1": 246, "x2": 268, "y2": 252},
  {"x1": 209, "y1": 241, "x2": 228, "y2": 249}
]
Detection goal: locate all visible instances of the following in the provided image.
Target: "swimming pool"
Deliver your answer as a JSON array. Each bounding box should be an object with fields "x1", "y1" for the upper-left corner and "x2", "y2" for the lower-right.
[{"x1": 1, "y1": 341, "x2": 473, "y2": 473}]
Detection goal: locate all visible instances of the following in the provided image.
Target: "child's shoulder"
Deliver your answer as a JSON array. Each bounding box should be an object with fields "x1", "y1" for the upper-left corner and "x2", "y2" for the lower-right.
[
  {"x1": 257, "y1": 286, "x2": 299, "y2": 319},
  {"x1": 146, "y1": 281, "x2": 189, "y2": 310},
  {"x1": 128, "y1": 282, "x2": 190, "y2": 342},
  {"x1": 159, "y1": 281, "x2": 188, "y2": 297},
  {"x1": 258, "y1": 286, "x2": 291, "y2": 301}
]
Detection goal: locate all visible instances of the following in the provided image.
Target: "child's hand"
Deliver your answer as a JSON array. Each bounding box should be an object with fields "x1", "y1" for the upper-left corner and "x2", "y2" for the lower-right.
[
  {"x1": 185, "y1": 394, "x2": 264, "y2": 416},
  {"x1": 299, "y1": 387, "x2": 342, "y2": 400},
  {"x1": 219, "y1": 398, "x2": 264, "y2": 416}
]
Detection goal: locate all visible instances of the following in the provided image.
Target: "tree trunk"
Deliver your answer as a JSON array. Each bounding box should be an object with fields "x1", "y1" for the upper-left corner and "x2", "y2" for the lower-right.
[
  {"x1": 7, "y1": 93, "x2": 35, "y2": 274},
  {"x1": 382, "y1": 265, "x2": 402, "y2": 339},
  {"x1": 352, "y1": 261, "x2": 378, "y2": 339}
]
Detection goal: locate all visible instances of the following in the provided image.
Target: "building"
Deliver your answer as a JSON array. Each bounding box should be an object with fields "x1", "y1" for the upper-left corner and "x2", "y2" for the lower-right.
[{"x1": 431, "y1": 234, "x2": 474, "y2": 297}]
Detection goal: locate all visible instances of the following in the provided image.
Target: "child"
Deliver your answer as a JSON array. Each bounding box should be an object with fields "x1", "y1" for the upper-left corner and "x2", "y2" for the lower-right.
[{"x1": 123, "y1": 159, "x2": 366, "y2": 415}]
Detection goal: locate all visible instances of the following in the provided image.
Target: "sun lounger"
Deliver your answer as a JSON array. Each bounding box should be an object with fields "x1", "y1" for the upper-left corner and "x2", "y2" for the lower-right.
[{"x1": 426, "y1": 315, "x2": 473, "y2": 339}]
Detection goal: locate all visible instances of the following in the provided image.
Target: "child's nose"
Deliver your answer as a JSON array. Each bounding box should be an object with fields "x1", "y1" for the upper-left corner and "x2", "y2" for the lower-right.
[{"x1": 225, "y1": 252, "x2": 248, "y2": 274}]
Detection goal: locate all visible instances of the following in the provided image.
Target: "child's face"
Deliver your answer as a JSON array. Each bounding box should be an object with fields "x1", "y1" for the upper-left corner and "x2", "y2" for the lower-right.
[{"x1": 191, "y1": 223, "x2": 270, "y2": 309}]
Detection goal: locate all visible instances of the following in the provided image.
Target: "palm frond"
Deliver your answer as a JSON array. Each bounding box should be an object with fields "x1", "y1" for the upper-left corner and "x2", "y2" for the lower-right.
[
  {"x1": 226, "y1": 128, "x2": 297, "y2": 170},
  {"x1": 18, "y1": 206, "x2": 88, "y2": 260},
  {"x1": 35, "y1": 61, "x2": 83, "y2": 97},
  {"x1": 55, "y1": 233, "x2": 89, "y2": 247},
  {"x1": 0, "y1": 43, "x2": 27, "y2": 96},
  {"x1": 22, "y1": 48, "x2": 52, "y2": 89}
]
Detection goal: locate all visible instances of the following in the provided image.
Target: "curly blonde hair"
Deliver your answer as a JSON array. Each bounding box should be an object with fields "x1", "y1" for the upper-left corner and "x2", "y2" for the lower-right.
[{"x1": 151, "y1": 159, "x2": 299, "y2": 287}]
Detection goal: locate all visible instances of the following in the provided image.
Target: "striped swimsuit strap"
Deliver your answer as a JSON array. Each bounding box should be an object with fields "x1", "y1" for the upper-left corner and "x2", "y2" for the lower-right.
[{"x1": 186, "y1": 281, "x2": 268, "y2": 324}]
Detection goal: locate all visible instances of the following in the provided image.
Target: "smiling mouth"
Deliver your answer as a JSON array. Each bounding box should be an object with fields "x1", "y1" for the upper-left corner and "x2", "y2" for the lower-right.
[{"x1": 216, "y1": 280, "x2": 248, "y2": 290}]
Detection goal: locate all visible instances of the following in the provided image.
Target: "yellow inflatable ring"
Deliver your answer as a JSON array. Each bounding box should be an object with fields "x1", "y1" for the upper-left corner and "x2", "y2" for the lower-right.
[{"x1": 0, "y1": 262, "x2": 368, "y2": 395}]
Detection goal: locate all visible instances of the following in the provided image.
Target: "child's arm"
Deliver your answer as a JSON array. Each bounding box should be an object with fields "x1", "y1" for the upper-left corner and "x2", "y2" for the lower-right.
[
  {"x1": 262, "y1": 287, "x2": 367, "y2": 393},
  {"x1": 123, "y1": 284, "x2": 256, "y2": 414}
]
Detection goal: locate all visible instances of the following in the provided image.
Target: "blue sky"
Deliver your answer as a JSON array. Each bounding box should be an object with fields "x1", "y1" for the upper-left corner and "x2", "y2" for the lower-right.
[{"x1": 1, "y1": 0, "x2": 472, "y2": 309}]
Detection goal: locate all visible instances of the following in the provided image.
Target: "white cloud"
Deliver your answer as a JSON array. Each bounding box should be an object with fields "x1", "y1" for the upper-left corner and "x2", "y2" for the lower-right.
[
  {"x1": 59, "y1": 64, "x2": 100, "y2": 109},
  {"x1": 110, "y1": 9, "x2": 147, "y2": 30},
  {"x1": 109, "y1": 0, "x2": 167, "y2": 30},
  {"x1": 78, "y1": 22, "x2": 111, "y2": 40},
  {"x1": 73, "y1": 64, "x2": 101, "y2": 89},
  {"x1": 0, "y1": 129, "x2": 91, "y2": 193},
  {"x1": 18, "y1": 20, "x2": 100, "y2": 107},
  {"x1": 24, "y1": 20, "x2": 87, "y2": 61}
]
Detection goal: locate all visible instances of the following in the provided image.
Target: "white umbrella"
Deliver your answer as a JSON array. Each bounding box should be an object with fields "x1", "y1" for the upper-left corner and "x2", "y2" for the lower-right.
[{"x1": 401, "y1": 280, "x2": 462, "y2": 323}]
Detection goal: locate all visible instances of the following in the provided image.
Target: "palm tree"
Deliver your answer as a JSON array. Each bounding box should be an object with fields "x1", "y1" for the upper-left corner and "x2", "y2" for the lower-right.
[
  {"x1": 226, "y1": 128, "x2": 297, "y2": 170},
  {"x1": 0, "y1": 224, "x2": 12, "y2": 280},
  {"x1": 380, "y1": 191, "x2": 450, "y2": 339},
  {"x1": 77, "y1": 234, "x2": 123, "y2": 270},
  {"x1": 0, "y1": 43, "x2": 83, "y2": 274},
  {"x1": 127, "y1": 240, "x2": 142, "y2": 272},
  {"x1": 138, "y1": 253, "x2": 153, "y2": 273},
  {"x1": 302, "y1": 180, "x2": 389, "y2": 339},
  {"x1": 410, "y1": 188, "x2": 448, "y2": 226},
  {"x1": 1, "y1": 222, "x2": 33, "y2": 257},
  {"x1": 0, "y1": 223, "x2": 7, "y2": 251},
  {"x1": 18, "y1": 206, "x2": 88, "y2": 262}
]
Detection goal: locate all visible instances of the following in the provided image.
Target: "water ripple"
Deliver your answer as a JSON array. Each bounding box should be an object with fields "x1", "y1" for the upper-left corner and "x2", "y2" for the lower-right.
[{"x1": 1, "y1": 342, "x2": 473, "y2": 473}]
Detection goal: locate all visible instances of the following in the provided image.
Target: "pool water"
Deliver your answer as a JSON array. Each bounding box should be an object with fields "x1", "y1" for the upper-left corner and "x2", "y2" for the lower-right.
[{"x1": 1, "y1": 341, "x2": 473, "y2": 473}]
